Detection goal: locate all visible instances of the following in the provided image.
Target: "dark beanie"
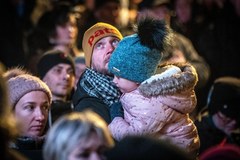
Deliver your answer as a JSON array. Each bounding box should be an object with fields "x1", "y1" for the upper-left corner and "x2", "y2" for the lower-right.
[
  {"x1": 37, "y1": 50, "x2": 75, "y2": 79},
  {"x1": 207, "y1": 77, "x2": 240, "y2": 122}
]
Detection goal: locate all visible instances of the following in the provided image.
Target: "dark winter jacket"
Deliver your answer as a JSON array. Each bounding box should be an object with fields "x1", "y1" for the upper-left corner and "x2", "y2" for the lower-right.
[
  {"x1": 48, "y1": 100, "x2": 73, "y2": 126},
  {"x1": 73, "y1": 84, "x2": 111, "y2": 124},
  {"x1": 3, "y1": 149, "x2": 28, "y2": 160},
  {"x1": 195, "y1": 112, "x2": 239, "y2": 154},
  {"x1": 10, "y1": 136, "x2": 45, "y2": 160}
]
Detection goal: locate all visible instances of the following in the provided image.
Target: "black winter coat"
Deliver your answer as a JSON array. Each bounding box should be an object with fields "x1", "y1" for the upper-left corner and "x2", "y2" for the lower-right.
[
  {"x1": 48, "y1": 100, "x2": 73, "y2": 126},
  {"x1": 73, "y1": 83, "x2": 111, "y2": 124},
  {"x1": 10, "y1": 136, "x2": 44, "y2": 160}
]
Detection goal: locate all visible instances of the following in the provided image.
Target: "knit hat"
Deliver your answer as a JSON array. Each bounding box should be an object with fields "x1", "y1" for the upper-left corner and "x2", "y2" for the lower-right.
[
  {"x1": 37, "y1": 50, "x2": 75, "y2": 79},
  {"x1": 5, "y1": 69, "x2": 52, "y2": 108},
  {"x1": 108, "y1": 18, "x2": 171, "y2": 83},
  {"x1": 207, "y1": 77, "x2": 240, "y2": 122},
  {"x1": 82, "y1": 22, "x2": 123, "y2": 67}
]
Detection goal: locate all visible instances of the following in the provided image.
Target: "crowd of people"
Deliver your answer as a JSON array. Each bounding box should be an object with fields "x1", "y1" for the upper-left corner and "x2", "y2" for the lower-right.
[{"x1": 0, "y1": 0, "x2": 240, "y2": 160}]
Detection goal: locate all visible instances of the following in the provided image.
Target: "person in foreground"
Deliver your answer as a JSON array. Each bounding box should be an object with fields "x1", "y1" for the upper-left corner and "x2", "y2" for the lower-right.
[
  {"x1": 43, "y1": 110, "x2": 114, "y2": 160},
  {"x1": 0, "y1": 64, "x2": 27, "y2": 160},
  {"x1": 73, "y1": 22, "x2": 123, "y2": 124},
  {"x1": 106, "y1": 135, "x2": 194, "y2": 160},
  {"x1": 3, "y1": 67, "x2": 52, "y2": 160},
  {"x1": 108, "y1": 17, "x2": 200, "y2": 156}
]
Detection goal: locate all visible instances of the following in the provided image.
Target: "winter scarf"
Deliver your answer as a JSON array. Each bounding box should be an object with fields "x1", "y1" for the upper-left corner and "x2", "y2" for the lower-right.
[{"x1": 80, "y1": 68, "x2": 121, "y2": 106}]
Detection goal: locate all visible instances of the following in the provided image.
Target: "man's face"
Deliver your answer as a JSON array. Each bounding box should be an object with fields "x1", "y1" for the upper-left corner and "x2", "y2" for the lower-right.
[
  {"x1": 43, "y1": 63, "x2": 75, "y2": 101},
  {"x1": 52, "y1": 15, "x2": 78, "y2": 45},
  {"x1": 212, "y1": 111, "x2": 238, "y2": 136},
  {"x1": 91, "y1": 36, "x2": 120, "y2": 75}
]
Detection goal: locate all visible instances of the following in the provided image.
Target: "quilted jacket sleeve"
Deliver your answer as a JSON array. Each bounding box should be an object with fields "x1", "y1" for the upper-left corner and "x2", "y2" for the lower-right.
[{"x1": 108, "y1": 98, "x2": 175, "y2": 141}]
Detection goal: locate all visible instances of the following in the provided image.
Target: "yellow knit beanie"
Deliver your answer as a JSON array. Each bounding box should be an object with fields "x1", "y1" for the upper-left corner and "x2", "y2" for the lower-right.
[{"x1": 82, "y1": 22, "x2": 123, "y2": 67}]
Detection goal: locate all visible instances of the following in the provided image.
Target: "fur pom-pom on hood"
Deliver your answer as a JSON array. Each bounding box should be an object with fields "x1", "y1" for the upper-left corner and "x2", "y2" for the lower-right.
[{"x1": 139, "y1": 63, "x2": 198, "y2": 97}]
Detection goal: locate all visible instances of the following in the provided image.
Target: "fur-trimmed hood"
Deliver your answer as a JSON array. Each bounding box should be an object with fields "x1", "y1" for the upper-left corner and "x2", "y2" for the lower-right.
[{"x1": 139, "y1": 63, "x2": 198, "y2": 97}]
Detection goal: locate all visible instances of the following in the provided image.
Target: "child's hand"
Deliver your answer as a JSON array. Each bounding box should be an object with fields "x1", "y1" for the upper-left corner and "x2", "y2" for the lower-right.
[{"x1": 110, "y1": 101, "x2": 124, "y2": 121}]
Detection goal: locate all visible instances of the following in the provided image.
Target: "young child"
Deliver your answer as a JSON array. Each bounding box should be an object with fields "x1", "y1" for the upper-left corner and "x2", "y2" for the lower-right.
[{"x1": 108, "y1": 17, "x2": 200, "y2": 154}]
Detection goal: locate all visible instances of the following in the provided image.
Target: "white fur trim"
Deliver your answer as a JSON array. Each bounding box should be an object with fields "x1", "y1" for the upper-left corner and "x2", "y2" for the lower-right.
[{"x1": 142, "y1": 65, "x2": 181, "y2": 84}]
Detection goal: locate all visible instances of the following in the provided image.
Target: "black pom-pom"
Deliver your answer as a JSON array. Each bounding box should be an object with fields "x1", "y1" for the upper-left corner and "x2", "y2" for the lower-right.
[{"x1": 137, "y1": 17, "x2": 170, "y2": 51}]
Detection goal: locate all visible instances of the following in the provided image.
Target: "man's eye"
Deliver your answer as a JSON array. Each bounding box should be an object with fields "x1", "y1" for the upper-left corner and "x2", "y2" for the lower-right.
[
  {"x1": 53, "y1": 68, "x2": 61, "y2": 74},
  {"x1": 112, "y1": 40, "x2": 119, "y2": 47},
  {"x1": 96, "y1": 43, "x2": 104, "y2": 49}
]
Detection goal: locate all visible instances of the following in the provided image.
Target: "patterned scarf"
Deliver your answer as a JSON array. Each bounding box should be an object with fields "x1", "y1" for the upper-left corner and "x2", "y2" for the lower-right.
[{"x1": 80, "y1": 68, "x2": 121, "y2": 106}]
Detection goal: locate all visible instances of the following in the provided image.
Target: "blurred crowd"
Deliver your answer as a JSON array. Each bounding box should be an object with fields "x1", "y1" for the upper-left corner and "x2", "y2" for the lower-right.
[{"x1": 0, "y1": 0, "x2": 240, "y2": 160}]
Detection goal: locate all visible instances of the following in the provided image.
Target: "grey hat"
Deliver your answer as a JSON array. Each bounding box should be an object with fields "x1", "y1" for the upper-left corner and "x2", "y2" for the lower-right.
[{"x1": 5, "y1": 68, "x2": 52, "y2": 108}]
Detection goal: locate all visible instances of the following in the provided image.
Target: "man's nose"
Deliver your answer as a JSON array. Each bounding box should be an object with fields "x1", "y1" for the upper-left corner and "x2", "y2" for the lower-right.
[{"x1": 107, "y1": 43, "x2": 115, "y2": 53}]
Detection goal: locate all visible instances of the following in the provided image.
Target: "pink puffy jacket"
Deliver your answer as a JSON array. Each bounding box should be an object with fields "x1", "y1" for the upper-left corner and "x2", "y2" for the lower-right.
[{"x1": 109, "y1": 63, "x2": 200, "y2": 153}]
